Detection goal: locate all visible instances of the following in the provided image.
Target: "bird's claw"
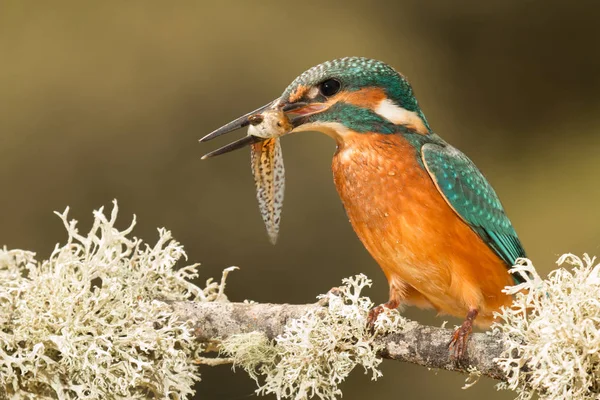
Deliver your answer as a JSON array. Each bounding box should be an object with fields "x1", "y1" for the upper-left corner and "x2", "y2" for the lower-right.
[
  {"x1": 448, "y1": 310, "x2": 477, "y2": 360},
  {"x1": 368, "y1": 299, "x2": 400, "y2": 331},
  {"x1": 367, "y1": 304, "x2": 386, "y2": 330},
  {"x1": 449, "y1": 326, "x2": 470, "y2": 360}
]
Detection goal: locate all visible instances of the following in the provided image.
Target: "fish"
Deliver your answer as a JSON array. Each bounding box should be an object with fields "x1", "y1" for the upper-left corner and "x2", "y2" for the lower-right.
[{"x1": 247, "y1": 110, "x2": 292, "y2": 244}]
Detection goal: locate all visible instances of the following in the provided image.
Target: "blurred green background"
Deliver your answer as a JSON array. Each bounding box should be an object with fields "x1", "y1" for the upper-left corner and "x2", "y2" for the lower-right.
[{"x1": 1, "y1": 1, "x2": 599, "y2": 399}]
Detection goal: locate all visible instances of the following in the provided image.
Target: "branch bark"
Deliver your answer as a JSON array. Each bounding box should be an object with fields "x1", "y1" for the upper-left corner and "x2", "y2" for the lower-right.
[{"x1": 171, "y1": 301, "x2": 508, "y2": 381}]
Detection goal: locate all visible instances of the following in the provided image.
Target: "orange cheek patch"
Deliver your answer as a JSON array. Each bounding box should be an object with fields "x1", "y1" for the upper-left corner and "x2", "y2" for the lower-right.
[
  {"x1": 288, "y1": 103, "x2": 330, "y2": 117},
  {"x1": 288, "y1": 85, "x2": 309, "y2": 103},
  {"x1": 333, "y1": 87, "x2": 387, "y2": 109}
]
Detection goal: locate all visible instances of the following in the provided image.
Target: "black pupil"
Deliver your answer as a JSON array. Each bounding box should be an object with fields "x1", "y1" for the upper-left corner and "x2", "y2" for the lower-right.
[{"x1": 319, "y1": 79, "x2": 341, "y2": 97}]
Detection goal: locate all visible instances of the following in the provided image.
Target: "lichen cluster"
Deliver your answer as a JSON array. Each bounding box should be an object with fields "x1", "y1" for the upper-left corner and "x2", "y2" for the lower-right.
[
  {"x1": 4, "y1": 201, "x2": 600, "y2": 400},
  {"x1": 0, "y1": 202, "x2": 226, "y2": 399},
  {"x1": 220, "y1": 274, "x2": 406, "y2": 400},
  {"x1": 494, "y1": 254, "x2": 600, "y2": 400}
]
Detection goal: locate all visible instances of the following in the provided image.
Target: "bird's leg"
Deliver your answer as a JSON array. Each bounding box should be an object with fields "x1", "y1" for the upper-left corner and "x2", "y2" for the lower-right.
[{"x1": 449, "y1": 308, "x2": 478, "y2": 359}]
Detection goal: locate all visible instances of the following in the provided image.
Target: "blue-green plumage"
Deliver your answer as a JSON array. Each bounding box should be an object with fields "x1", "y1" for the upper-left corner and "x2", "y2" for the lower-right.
[{"x1": 421, "y1": 143, "x2": 527, "y2": 283}]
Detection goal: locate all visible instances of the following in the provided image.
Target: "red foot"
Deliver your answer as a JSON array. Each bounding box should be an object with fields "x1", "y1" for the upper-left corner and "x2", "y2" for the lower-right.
[
  {"x1": 367, "y1": 299, "x2": 400, "y2": 329},
  {"x1": 449, "y1": 309, "x2": 478, "y2": 359},
  {"x1": 367, "y1": 305, "x2": 385, "y2": 328}
]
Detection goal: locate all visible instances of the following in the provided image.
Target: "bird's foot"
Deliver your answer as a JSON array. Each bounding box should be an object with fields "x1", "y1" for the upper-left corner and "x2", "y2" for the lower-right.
[
  {"x1": 367, "y1": 299, "x2": 400, "y2": 330},
  {"x1": 367, "y1": 305, "x2": 385, "y2": 328},
  {"x1": 449, "y1": 309, "x2": 478, "y2": 360}
]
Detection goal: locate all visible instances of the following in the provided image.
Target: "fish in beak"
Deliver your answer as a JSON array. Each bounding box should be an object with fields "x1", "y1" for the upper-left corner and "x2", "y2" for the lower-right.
[
  {"x1": 247, "y1": 110, "x2": 292, "y2": 244},
  {"x1": 200, "y1": 103, "x2": 292, "y2": 244},
  {"x1": 199, "y1": 98, "x2": 329, "y2": 244}
]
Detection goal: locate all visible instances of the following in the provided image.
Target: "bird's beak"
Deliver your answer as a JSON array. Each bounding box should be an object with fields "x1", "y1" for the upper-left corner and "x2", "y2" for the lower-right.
[
  {"x1": 200, "y1": 99, "x2": 329, "y2": 159},
  {"x1": 199, "y1": 100, "x2": 276, "y2": 159}
]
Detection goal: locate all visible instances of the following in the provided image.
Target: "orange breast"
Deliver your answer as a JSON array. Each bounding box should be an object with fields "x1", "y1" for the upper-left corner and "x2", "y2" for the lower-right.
[{"x1": 331, "y1": 133, "x2": 513, "y2": 326}]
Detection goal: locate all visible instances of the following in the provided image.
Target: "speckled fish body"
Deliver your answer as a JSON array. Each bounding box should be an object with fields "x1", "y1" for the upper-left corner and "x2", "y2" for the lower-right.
[{"x1": 248, "y1": 110, "x2": 292, "y2": 244}]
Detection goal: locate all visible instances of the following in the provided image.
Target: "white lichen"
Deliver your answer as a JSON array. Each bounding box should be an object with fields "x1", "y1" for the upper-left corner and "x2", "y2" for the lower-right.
[
  {"x1": 462, "y1": 366, "x2": 482, "y2": 390},
  {"x1": 493, "y1": 254, "x2": 600, "y2": 400},
  {"x1": 0, "y1": 201, "x2": 228, "y2": 399},
  {"x1": 7, "y1": 201, "x2": 600, "y2": 400},
  {"x1": 220, "y1": 274, "x2": 407, "y2": 400},
  {"x1": 218, "y1": 331, "x2": 278, "y2": 383}
]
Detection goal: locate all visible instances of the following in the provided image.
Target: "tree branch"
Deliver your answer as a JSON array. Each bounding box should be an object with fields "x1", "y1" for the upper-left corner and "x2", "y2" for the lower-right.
[{"x1": 170, "y1": 301, "x2": 507, "y2": 381}]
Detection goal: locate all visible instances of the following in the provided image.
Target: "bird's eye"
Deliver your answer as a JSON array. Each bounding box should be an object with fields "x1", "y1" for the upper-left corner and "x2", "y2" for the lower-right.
[{"x1": 318, "y1": 79, "x2": 341, "y2": 97}]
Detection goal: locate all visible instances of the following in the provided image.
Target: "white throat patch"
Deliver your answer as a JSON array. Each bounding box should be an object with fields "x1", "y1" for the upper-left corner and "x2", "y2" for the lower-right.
[{"x1": 374, "y1": 99, "x2": 428, "y2": 133}]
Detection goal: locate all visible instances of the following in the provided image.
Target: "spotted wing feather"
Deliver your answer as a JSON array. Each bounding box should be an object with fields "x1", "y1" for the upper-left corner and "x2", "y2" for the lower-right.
[
  {"x1": 421, "y1": 143, "x2": 526, "y2": 283},
  {"x1": 250, "y1": 138, "x2": 285, "y2": 244}
]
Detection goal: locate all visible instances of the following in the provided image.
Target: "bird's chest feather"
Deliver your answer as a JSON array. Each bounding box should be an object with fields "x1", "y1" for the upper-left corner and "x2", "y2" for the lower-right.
[{"x1": 331, "y1": 134, "x2": 448, "y2": 275}]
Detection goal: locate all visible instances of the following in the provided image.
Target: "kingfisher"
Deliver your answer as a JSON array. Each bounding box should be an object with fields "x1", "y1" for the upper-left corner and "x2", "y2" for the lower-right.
[{"x1": 200, "y1": 57, "x2": 526, "y2": 357}]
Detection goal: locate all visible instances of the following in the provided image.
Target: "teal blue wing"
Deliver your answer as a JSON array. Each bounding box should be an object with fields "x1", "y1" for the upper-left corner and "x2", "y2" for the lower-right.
[{"x1": 421, "y1": 143, "x2": 526, "y2": 283}]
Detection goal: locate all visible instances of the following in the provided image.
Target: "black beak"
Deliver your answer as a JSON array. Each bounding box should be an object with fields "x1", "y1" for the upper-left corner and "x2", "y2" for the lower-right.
[
  {"x1": 199, "y1": 100, "x2": 275, "y2": 159},
  {"x1": 200, "y1": 135, "x2": 264, "y2": 160}
]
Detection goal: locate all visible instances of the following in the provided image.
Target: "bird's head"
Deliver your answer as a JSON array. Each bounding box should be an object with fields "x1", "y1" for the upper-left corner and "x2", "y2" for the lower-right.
[{"x1": 200, "y1": 57, "x2": 431, "y2": 156}]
